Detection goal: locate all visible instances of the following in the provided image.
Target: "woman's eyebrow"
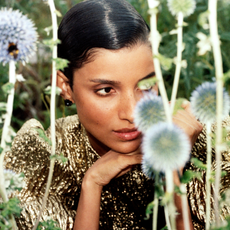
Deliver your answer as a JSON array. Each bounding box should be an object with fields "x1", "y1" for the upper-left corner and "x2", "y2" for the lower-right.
[
  {"x1": 89, "y1": 71, "x2": 156, "y2": 85},
  {"x1": 89, "y1": 79, "x2": 121, "y2": 85}
]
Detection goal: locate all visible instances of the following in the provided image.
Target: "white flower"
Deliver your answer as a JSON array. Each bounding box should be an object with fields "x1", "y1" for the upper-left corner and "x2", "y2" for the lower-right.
[
  {"x1": 167, "y1": 0, "x2": 196, "y2": 17},
  {"x1": 196, "y1": 32, "x2": 212, "y2": 56},
  {"x1": 0, "y1": 8, "x2": 38, "y2": 64},
  {"x1": 142, "y1": 122, "x2": 191, "y2": 172},
  {"x1": 16, "y1": 74, "x2": 25, "y2": 82},
  {"x1": 147, "y1": 0, "x2": 160, "y2": 9},
  {"x1": 4, "y1": 169, "x2": 25, "y2": 196},
  {"x1": 190, "y1": 82, "x2": 230, "y2": 124},
  {"x1": 134, "y1": 92, "x2": 166, "y2": 133}
]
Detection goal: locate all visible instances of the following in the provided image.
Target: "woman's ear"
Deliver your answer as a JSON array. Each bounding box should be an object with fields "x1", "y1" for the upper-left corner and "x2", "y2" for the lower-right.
[{"x1": 56, "y1": 70, "x2": 74, "y2": 102}]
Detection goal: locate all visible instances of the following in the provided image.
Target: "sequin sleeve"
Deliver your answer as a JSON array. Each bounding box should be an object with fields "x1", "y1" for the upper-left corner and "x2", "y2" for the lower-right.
[
  {"x1": 4, "y1": 116, "x2": 90, "y2": 229},
  {"x1": 187, "y1": 117, "x2": 230, "y2": 230}
]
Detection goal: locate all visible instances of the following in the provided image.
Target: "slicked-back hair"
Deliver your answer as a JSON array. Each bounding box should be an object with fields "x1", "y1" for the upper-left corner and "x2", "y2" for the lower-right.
[{"x1": 58, "y1": 0, "x2": 150, "y2": 88}]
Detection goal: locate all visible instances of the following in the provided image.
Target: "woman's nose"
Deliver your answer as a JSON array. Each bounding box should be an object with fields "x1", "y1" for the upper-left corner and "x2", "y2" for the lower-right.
[{"x1": 118, "y1": 92, "x2": 139, "y2": 123}]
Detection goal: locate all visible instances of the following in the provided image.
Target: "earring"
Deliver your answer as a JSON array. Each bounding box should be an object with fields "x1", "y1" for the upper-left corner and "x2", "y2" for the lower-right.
[{"x1": 65, "y1": 99, "x2": 73, "y2": 106}]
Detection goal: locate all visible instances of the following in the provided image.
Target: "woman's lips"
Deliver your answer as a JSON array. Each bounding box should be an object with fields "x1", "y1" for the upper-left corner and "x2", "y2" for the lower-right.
[{"x1": 113, "y1": 128, "x2": 141, "y2": 141}]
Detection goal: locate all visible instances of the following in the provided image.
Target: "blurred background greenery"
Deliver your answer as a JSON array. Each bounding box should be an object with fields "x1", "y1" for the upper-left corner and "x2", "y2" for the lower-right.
[{"x1": 0, "y1": 0, "x2": 230, "y2": 132}]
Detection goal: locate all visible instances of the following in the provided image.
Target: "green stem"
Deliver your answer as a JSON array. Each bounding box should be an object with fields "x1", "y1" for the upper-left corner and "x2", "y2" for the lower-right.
[
  {"x1": 164, "y1": 204, "x2": 172, "y2": 230},
  {"x1": 0, "y1": 61, "x2": 17, "y2": 229},
  {"x1": 208, "y1": 0, "x2": 223, "y2": 226},
  {"x1": 170, "y1": 12, "x2": 184, "y2": 114},
  {"x1": 147, "y1": 1, "x2": 172, "y2": 124},
  {"x1": 205, "y1": 123, "x2": 212, "y2": 230},
  {"x1": 153, "y1": 173, "x2": 159, "y2": 230},
  {"x1": 180, "y1": 183, "x2": 190, "y2": 230},
  {"x1": 32, "y1": 0, "x2": 58, "y2": 229},
  {"x1": 166, "y1": 170, "x2": 176, "y2": 230}
]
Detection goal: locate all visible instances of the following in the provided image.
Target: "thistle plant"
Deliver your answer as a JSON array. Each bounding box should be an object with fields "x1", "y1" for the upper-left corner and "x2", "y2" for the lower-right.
[
  {"x1": 167, "y1": 0, "x2": 196, "y2": 114},
  {"x1": 142, "y1": 122, "x2": 191, "y2": 172},
  {"x1": 190, "y1": 82, "x2": 230, "y2": 229},
  {"x1": 0, "y1": 8, "x2": 37, "y2": 230},
  {"x1": 32, "y1": 0, "x2": 60, "y2": 229},
  {"x1": 134, "y1": 92, "x2": 166, "y2": 132},
  {"x1": 145, "y1": 1, "x2": 198, "y2": 229},
  {"x1": 208, "y1": 0, "x2": 226, "y2": 226}
]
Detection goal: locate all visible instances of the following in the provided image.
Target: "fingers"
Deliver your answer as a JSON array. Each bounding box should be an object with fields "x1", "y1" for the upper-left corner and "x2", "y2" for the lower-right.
[{"x1": 173, "y1": 101, "x2": 203, "y2": 146}]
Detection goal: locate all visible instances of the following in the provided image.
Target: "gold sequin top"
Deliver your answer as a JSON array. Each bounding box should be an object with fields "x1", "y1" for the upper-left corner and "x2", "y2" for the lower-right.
[
  {"x1": 4, "y1": 115, "x2": 165, "y2": 230},
  {"x1": 4, "y1": 115, "x2": 230, "y2": 230}
]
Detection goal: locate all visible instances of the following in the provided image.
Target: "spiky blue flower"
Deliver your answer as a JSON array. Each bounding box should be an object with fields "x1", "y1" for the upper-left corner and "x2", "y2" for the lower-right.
[
  {"x1": 134, "y1": 92, "x2": 166, "y2": 133},
  {"x1": 0, "y1": 8, "x2": 37, "y2": 64},
  {"x1": 190, "y1": 82, "x2": 230, "y2": 124},
  {"x1": 167, "y1": 0, "x2": 196, "y2": 17},
  {"x1": 142, "y1": 122, "x2": 191, "y2": 172}
]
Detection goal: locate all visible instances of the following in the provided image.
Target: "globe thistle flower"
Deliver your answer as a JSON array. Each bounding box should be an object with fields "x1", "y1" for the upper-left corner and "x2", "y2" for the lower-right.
[
  {"x1": 190, "y1": 82, "x2": 230, "y2": 124},
  {"x1": 0, "y1": 8, "x2": 38, "y2": 64},
  {"x1": 134, "y1": 92, "x2": 166, "y2": 133},
  {"x1": 167, "y1": 0, "x2": 196, "y2": 17},
  {"x1": 142, "y1": 122, "x2": 191, "y2": 172}
]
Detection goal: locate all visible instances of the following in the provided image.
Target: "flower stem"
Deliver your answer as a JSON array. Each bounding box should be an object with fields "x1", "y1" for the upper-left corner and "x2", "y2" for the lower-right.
[
  {"x1": 208, "y1": 0, "x2": 223, "y2": 226},
  {"x1": 170, "y1": 12, "x2": 184, "y2": 114},
  {"x1": 0, "y1": 60, "x2": 17, "y2": 229},
  {"x1": 180, "y1": 183, "x2": 190, "y2": 230},
  {"x1": 153, "y1": 173, "x2": 159, "y2": 230},
  {"x1": 147, "y1": 1, "x2": 172, "y2": 124},
  {"x1": 205, "y1": 123, "x2": 212, "y2": 230},
  {"x1": 166, "y1": 170, "x2": 176, "y2": 230},
  {"x1": 32, "y1": 0, "x2": 58, "y2": 229}
]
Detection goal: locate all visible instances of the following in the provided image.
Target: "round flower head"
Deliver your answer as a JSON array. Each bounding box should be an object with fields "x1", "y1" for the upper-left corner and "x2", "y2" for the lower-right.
[
  {"x1": 134, "y1": 92, "x2": 166, "y2": 133},
  {"x1": 0, "y1": 8, "x2": 37, "y2": 64},
  {"x1": 190, "y1": 82, "x2": 230, "y2": 124},
  {"x1": 142, "y1": 122, "x2": 191, "y2": 172},
  {"x1": 167, "y1": 0, "x2": 196, "y2": 17}
]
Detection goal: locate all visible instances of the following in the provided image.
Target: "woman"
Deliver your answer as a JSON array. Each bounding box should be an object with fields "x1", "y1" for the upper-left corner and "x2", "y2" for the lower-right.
[{"x1": 5, "y1": 0, "x2": 202, "y2": 229}]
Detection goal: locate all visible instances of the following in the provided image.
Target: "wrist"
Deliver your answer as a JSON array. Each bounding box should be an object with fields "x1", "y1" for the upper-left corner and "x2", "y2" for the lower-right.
[{"x1": 82, "y1": 171, "x2": 103, "y2": 192}]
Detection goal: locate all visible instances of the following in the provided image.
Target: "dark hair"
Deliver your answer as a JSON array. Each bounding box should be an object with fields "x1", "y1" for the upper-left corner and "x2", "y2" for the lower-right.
[{"x1": 58, "y1": 0, "x2": 150, "y2": 88}]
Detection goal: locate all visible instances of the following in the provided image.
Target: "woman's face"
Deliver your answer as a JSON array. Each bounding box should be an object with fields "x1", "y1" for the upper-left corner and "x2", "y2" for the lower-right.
[{"x1": 70, "y1": 44, "x2": 155, "y2": 156}]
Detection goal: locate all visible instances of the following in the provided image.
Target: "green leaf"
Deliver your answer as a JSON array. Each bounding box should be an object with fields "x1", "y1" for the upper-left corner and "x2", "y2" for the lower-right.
[
  {"x1": 2, "y1": 83, "x2": 14, "y2": 94},
  {"x1": 0, "y1": 147, "x2": 3, "y2": 155},
  {"x1": 50, "y1": 153, "x2": 68, "y2": 164},
  {"x1": 34, "y1": 128, "x2": 52, "y2": 146},
  {"x1": 191, "y1": 157, "x2": 207, "y2": 170},
  {"x1": 53, "y1": 58, "x2": 69, "y2": 71},
  {"x1": 173, "y1": 98, "x2": 187, "y2": 115},
  {"x1": 43, "y1": 86, "x2": 62, "y2": 96},
  {"x1": 37, "y1": 219, "x2": 61, "y2": 230},
  {"x1": 137, "y1": 77, "x2": 157, "y2": 91},
  {"x1": 0, "y1": 198, "x2": 22, "y2": 218},
  {"x1": 155, "y1": 54, "x2": 173, "y2": 71},
  {"x1": 197, "y1": 10, "x2": 209, "y2": 28},
  {"x1": 161, "y1": 192, "x2": 173, "y2": 206},
  {"x1": 180, "y1": 170, "x2": 202, "y2": 184},
  {"x1": 0, "y1": 103, "x2": 7, "y2": 112},
  {"x1": 43, "y1": 39, "x2": 61, "y2": 49},
  {"x1": 55, "y1": 10, "x2": 62, "y2": 17},
  {"x1": 144, "y1": 201, "x2": 154, "y2": 220},
  {"x1": 223, "y1": 70, "x2": 230, "y2": 83}
]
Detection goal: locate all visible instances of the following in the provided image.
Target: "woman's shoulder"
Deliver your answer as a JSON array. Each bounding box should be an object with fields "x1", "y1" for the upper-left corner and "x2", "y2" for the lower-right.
[{"x1": 4, "y1": 115, "x2": 89, "y2": 174}]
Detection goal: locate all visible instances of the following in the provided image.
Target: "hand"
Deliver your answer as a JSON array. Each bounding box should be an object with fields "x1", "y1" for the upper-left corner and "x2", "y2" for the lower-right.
[
  {"x1": 84, "y1": 149, "x2": 142, "y2": 187},
  {"x1": 173, "y1": 100, "x2": 203, "y2": 146}
]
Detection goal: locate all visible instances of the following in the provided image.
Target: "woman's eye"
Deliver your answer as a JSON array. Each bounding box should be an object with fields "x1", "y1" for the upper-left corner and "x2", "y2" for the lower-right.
[{"x1": 96, "y1": 87, "x2": 114, "y2": 96}]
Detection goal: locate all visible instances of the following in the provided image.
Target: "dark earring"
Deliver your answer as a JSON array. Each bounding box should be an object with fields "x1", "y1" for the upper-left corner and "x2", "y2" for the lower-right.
[{"x1": 65, "y1": 99, "x2": 73, "y2": 106}]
